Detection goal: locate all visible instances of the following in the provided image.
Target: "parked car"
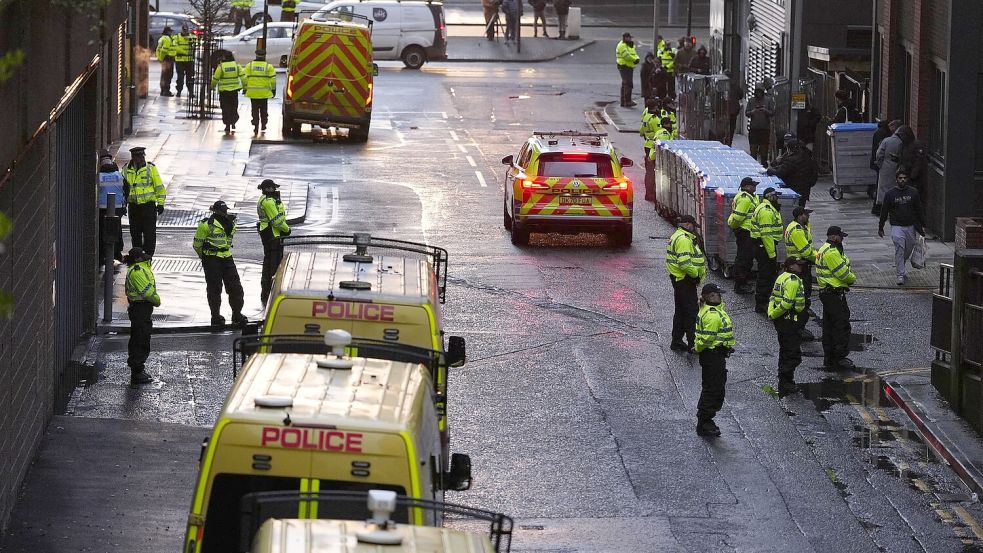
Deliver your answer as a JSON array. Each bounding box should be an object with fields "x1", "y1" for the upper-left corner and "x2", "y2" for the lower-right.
[
  {"x1": 214, "y1": 23, "x2": 296, "y2": 67},
  {"x1": 148, "y1": 12, "x2": 201, "y2": 52}
]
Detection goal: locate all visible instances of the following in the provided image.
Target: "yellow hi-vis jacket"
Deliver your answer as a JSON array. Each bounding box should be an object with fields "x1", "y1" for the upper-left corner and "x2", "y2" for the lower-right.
[
  {"x1": 768, "y1": 271, "x2": 805, "y2": 320},
  {"x1": 156, "y1": 34, "x2": 175, "y2": 59},
  {"x1": 666, "y1": 227, "x2": 705, "y2": 282},
  {"x1": 658, "y1": 45, "x2": 675, "y2": 73},
  {"x1": 125, "y1": 260, "x2": 161, "y2": 306},
  {"x1": 727, "y1": 190, "x2": 759, "y2": 231},
  {"x1": 172, "y1": 33, "x2": 195, "y2": 62},
  {"x1": 784, "y1": 221, "x2": 816, "y2": 262},
  {"x1": 193, "y1": 216, "x2": 236, "y2": 258},
  {"x1": 282, "y1": 0, "x2": 297, "y2": 12},
  {"x1": 211, "y1": 61, "x2": 244, "y2": 91},
  {"x1": 243, "y1": 60, "x2": 276, "y2": 99},
  {"x1": 640, "y1": 109, "x2": 661, "y2": 149},
  {"x1": 232, "y1": 0, "x2": 254, "y2": 7},
  {"x1": 695, "y1": 303, "x2": 735, "y2": 352},
  {"x1": 816, "y1": 242, "x2": 856, "y2": 289},
  {"x1": 123, "y1": 162, "x2": 166, "y2": 206},
  {"x1": 751, "y1": 200, "x2": 782, "y2": 259},
  {"x1": 257, "y1": 194, "x2": 290, "y2": 237},
  {"x1": 616, "y1": 40, "x2": 640, "y2": 68}
]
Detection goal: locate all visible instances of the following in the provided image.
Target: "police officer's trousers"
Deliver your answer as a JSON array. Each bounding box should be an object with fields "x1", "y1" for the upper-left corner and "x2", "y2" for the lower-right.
[
  {"x1": 202, "y1": 255, "x2": 245, "y2": 317},
  {"x1": 732, "y1": 228, "x2": 754, "y2": 288},
  {"x1": 753, "y1": 240, "x2": 777, "y2": 310},
  {"x1": 697, "y1": 348, "x2": 727, "y2": 423},
  {"x1": 219, "y1": 91, "x2": 240, "y2": 126},
  {"x1": 643, "y1": 147, "x2": 655, "y2": 201},
  {"x1": 820, "y1": 288, "x2": 851, "y2": 366},
  {"x1": 773, "y1": 316, "x2": 802, "y2": 379},
  {"x1": 799, "y1": 267, "x2": 813, "y2": 329},
  {"x1": 260, "y1": 227, "x2": 283, "y2": 305},
  {"x1": 128, "y1": 203, "x2": 158, "y2": 257},
  {"x1": 160, "y1": 57, "x2": 174, "y2": 94},
  {"x1": 251, "y1": 99, "x2": 269, "y2": 129},
  {"x1": 671, "y1": 276, "x2": 698, "y2": 346},
  {"x1": 176, "y1": 61, "x2": 194, "y2": 95},
  {"x1": 100, "y1": 207, "x2": 125, "y2": 261},
  {"x1": 618, "y1": 65, "x2": 634, "y2": 106},
  {"x1": 127, "y1": 302, "x2": 154, "y2": 371}
]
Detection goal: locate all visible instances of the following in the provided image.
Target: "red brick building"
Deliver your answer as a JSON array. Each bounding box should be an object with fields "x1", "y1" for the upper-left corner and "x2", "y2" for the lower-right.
[{"x1": 872, "y1": 0, "x2": 983, "y2": 240}]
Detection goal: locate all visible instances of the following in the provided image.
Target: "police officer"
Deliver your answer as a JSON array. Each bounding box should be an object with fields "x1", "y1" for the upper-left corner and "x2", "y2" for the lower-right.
[
  {"x1": 123, "y1": 146, "x2": 166, "y2": 257},
  {"x1": 727, "y1": 177, "x2": 759, "y2": 294},
  {"x1": 616, "y1": 32, "x2": 640, "y2": 107},
  {"x1": 257, "y1": 179, "x2": 291, "y2": 304},
  {"x1": 751, "y1": 187, "x2": 782, "y2": 313},
  {"x1": 156, "y1": 26, "x2": 175, "y2": 96},
  {"x1": 243, "y1": 49, "x2": 276, "y2": 135},
  {"x1": 666, "y1": 214, "x2": 705, "y2": 352},
  {"x1": 768, "y1": 257, "x2": 807, "y2": 393},
  {"x1": 784, "y1": 206, "x2": 816, "y2": 340},
  {"x1": 816, "y1": 226, "x2": 857, "y2": 371},
  {"x1": 656, "y1": 37, "x2": 675, "y2": 98},
  {"x1": 98, "y1": 150, "x2": 126, "y2": 263},
  {"x1": 231, "y1": 0, "x2": 254, "y2": 34},
  {"x1": 172, "y1": 24, "x2": 196, "y2": 98},
  {"x1": 640, "y1": 98, "x2": 660, "y2": 202},
  {"x1": 211, "y1": 51, "x2": 243, "y2": 134},
  {"x1": 654, "y1": 116, "x2": 676, "y2": 140},
  {"x1": 193, "y1": 201, "x2": 247, "y2": 327},
  {"x1": 281, "y1": 0, "x2": 297, "y2": 21},
  {"x1": 124, "y1": 247, "x2": 160, "y2": 387},
  {"x1": 694, "y1": 283, "x2": 735, "y2": 437}
]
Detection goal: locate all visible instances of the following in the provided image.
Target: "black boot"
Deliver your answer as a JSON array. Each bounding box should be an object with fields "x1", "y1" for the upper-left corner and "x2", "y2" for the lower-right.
[
  {"x1": 211, "y1": 314, "x2": 226, "y2": 326},
  {"x1": 232, "y1": 313, "x2": 249, "y2": 327},
  {"x1": 696, "y1": 420, "x2": 721, "y2": 437},
  {"x1": 130, "y1": 369, "x2": 154, "y2": 387}
]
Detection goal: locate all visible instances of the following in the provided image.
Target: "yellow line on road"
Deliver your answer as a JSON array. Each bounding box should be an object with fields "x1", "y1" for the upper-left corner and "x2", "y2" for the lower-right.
[{"x1": 953, "y1": 506, "x2": 983, "y2": 540}]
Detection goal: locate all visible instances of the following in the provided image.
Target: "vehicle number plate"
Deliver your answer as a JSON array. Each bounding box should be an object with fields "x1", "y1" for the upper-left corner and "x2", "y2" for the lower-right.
[{"x1": 559, "y1": 196, "x2": 592, "y2": 205}]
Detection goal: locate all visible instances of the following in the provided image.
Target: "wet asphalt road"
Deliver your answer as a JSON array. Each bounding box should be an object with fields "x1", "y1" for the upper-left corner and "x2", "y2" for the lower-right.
[{"x1": 72, "y1": 43, "x2": 983, "y2": 551}]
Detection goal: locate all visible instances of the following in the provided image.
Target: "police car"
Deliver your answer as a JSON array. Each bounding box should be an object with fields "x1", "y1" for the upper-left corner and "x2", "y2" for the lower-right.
[{"x1": 502, "y1": 131, "x2": 634, "y2": 247}]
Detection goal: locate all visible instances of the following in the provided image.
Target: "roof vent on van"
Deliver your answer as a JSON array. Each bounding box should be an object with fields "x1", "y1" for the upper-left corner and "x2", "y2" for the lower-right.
[
  {"x1": 317, "y1": 329, "x2": 355, "y2": 370},
  {"x1": 343, "y1": 232, "x2": 374, "y2": 263},
  {"x1": 255, "y1": 396, "x2": 294, "y2": 408},
  {"x1": 339, "y1": 280, "x2": 371, "y2": 291},
  {"x1": 356, "y1": 490, "x2": 403, "y2": 545}
]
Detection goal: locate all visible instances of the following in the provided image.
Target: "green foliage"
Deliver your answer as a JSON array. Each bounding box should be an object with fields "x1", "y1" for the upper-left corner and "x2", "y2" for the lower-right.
[{"x1": 0, "y1": 49, "x2": 24, "y2": 83}]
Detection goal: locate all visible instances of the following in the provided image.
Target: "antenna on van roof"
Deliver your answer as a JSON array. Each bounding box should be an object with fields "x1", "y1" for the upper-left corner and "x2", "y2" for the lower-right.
[
  {"x1": 317, "y1": 329, "x2": 355, "y2": 370},
  {"x1": 343, "y1": 232, "x2": 374, "y2": 263}
]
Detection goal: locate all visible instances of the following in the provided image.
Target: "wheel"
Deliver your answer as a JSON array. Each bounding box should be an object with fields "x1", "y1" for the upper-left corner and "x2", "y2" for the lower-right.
[
  {"x1": 510, "y1": 224, "x2": 529, "y2": 246},
  {"x1": 722, "y1": 263, "x2": 733, "y2": 279},
  {"x1": 829, "y1": 186, "x2": 843, "y2": 200},
  {"x1": 350, "y1": 125, "x2": 369, "y2": 143},
  {"x1": 503, "y1": 200, "x2": 513, "y2": 230},
  {"x1": 707, "y1": 255, "x2": 721, "y2": 272},
  {"x1": 282, "y1": 115, "x2": 298, "y2": 138},
  {"x1": 401, "y1": 46, "x2": 426, "y2": 70},
  {"x1": 609, "y1": 226, "x2": 632, "y2": 247}
]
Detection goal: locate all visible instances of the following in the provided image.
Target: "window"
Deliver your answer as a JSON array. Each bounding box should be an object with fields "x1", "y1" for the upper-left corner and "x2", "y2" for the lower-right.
[
  {"x1": 537, "y1": 153, "x2": 614, "y2": 178},
  {"x1": 929, "y1": 65, "x2": 947, "y2": 159}
]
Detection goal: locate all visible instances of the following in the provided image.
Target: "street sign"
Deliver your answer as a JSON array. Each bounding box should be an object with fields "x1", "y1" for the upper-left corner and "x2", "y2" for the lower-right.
[{"x1": 791, "y1": 92, "x2": 807, "y2": 110}]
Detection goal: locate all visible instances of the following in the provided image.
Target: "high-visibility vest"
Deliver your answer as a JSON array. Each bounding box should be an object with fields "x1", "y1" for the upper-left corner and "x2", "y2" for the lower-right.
[
  {"x1": 125, "y1": 261, "x2": 161, "y2": 305},
  {"x1": 211, "y1": 61, "x2": 244, "y2": 91},
  {"x1": 640, "y1": 109, "x2": 660, "y2": 149},
  {"x1": 123, "y1": 162, "x2": 166, "y2": 206},
  {"x1": 727, "y1": 190, "x2": 759, "y2": 231},
  {"x1": 666, "y1": 227, "x2": 706, "y2": 282},
  {"x1": 768, "y1": 271, "x2": 805, "y2": 320},
  {"x1": 816, "y1": 242, "x2": 856, "y2": 289},
  {"x1": 172, "y1": 33, "x2": 194, "y2": 62},
  {"x1": 98, "y1": 170, "x2": 126, "y2": 209},
  {"x1": 750, "y1": 201, "x2": 782, "y2": 258},
  {"x1": 257, "y1": 195, "x2": 290, "y2": 237},
  {"x1": 784, "y1": 221, "x2": 815, "y2": 261},
  {"x1": 156, "y1": 34, "x2": 175, "y2": 59},
  {"x1": 694, "y1": 303, "x2": 735, "y2": 352},
  {"x1": 282, "y1": 0, "x2": 297, "y2": 12},
  {"x1": 193, "y1": 217, "x2": 236, "y2": 258},
  {"x1": 243, "y1": 60, "x2": 276, "y2": 99},
  {"x1": 616, "y1": 40, "x2": 640, "y2": 68},
  {"x1": 232, "y1": 0, "x2": 254, "y2": 8},
  {"x1": 658, "y1": 46, "x2": 675, "y2": 72}
]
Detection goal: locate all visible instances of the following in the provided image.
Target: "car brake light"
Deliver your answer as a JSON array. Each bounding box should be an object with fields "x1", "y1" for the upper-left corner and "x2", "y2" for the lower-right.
[
  {"x1": 521, "y1": 179, "x2": 549, "y2": 190},
  {"x1": 286, "y1": 75, "x2": 293, "y2": 100},
  {"x1": 603, "y1": 179, "x2": 630, "y2": 190},
  {"x1": 193, "y1": 29, "x2": 203, "y2": 36},
  {"x1": 366, "y1": 82, "x2": 373, "y2": 107},
  {"x1": 563, "y1": 151, "x2": 589, "y2": 160}
]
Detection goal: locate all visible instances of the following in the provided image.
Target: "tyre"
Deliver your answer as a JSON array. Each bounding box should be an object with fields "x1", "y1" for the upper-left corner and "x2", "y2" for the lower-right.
[
  {"x1": 503, "y1": 200, "x2": 513, "y2": 230},
  {"x1": 282, "y1": 115, "x2": 298, "y2": 138},
  {"x1": 609, "y1": 226, "x2": 632, "y2": 247},
  {"x1": 510, "y1": 225, "x2": 529, "y2": 246},
  {"x1": 401, "y1": 46, "x2": 426, "y2": 70},
  {"x1": 829, "y1": 187, "x2": 843, "y2": 200},
  {"x1": 350, "y1": 125, "x2": 369, "y2": 143}
]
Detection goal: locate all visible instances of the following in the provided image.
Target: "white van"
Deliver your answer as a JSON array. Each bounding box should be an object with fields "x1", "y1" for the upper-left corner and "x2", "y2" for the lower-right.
[{"x1": 309, "y1": 0, "x2": 447, "y2": 69}]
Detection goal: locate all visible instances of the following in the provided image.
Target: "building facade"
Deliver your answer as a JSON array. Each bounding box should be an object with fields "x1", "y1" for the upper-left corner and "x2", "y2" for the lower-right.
[
  {"x1": 873, "y1": 0, "x2": 983, "y2": 240},
  {"x1": 0, "y1": 0, "x2": 133, "y2": 531}
]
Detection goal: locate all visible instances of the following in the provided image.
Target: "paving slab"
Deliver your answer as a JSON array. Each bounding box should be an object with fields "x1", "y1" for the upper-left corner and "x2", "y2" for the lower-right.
[{"x1": 0, "y1": 416, "x2": 202, "y2": 553}]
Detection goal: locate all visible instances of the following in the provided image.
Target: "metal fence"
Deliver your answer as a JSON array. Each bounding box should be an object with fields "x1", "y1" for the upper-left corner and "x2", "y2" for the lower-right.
[
  {"x1": 187, "y1": 32, "x2": 221, "y2": 119},
  {"x1": 931, "y1": 263, "x2": 953, "y2": 362},
  {"x1": 801, "y1": 68, "x2": 837, "y2": 173}
]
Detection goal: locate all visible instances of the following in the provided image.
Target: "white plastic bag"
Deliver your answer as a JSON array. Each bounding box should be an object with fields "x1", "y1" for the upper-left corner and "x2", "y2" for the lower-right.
[{"x1": 911, "y1": 235, "x2": 927, "y2": 269}]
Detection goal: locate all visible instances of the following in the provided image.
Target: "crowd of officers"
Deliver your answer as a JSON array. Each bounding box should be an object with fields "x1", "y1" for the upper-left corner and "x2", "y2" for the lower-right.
[
  {"x1": 98, "y1": 147, "x2": 290, "y2": 387},
  {"x1": 665, "y1": 177, "x2": 857, "y2": 437},
  {"x1": 155, "y1": 25, "x2": 197, "y2": 98},
  {"x1": 210, "y1": 49, "x2": 278, "y2": 135}
]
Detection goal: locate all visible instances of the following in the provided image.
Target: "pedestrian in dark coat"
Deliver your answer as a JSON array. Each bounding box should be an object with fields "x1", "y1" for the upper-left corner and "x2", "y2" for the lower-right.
[
  {"x1": 833, "y1": 89, "x2": 860, "y2": 123},
  {"x1": 766, "y1": 139, "x2": 818, "y2": 206},
  {"x1": 529, "y1": 0, "x2": 548, "y2": 37},
  {"x1": 689, "y1": 45, "x2": 711, "y2": 75},
  {"x1": 873, "y1": 122, "x2": 904, "y2": 214},
  {"x1": 553, "y1": 0, "x2": 570, "y2": 39},
  {"x1": 746, "y1": 88, "x2": 775, "y2": 167},
  {"x1": 869, "y1": 119, "x2": 893, "y2": 198},
  {"x1": 724, "y1": 70, "x2": 744, "y2": 146},
  {"x1": 796, "y1": 102, "x2": 821, "y2": 151}
]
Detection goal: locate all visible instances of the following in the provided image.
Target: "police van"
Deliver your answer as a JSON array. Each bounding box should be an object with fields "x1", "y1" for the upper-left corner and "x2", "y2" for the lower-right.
[
  {"x1": 184, "y1": 331, "x2": 473, "y2": 553},
  {"x1": 259, "y1": 233, "x2": 465, "y2": 439},
  {"x1": 246, "y1": 490, "x2": 512, "y2": 553}
]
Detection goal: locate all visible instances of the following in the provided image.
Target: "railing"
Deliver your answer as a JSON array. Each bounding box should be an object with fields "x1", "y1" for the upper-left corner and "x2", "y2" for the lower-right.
[{"x1": 931, "y1": 263, "x2": 953, "y2": 359}]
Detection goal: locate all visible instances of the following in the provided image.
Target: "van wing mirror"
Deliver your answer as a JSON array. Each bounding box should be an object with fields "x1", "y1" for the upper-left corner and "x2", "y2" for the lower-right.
[
  {"x1": 445, "y1": 453, "x2": 472, "y2": 491},
  {"x1": 373, "y1": 63, "x2": 379, "y2": 76},
  {"x1": 620, "y1": 156, "x2": 634, "y2": 168},
  {"x1": 446, "y1": 336, "x2": 466, "y2": 367},
  {"x1": 501, "y1": 154, "x2": 514, "y2": 165}
]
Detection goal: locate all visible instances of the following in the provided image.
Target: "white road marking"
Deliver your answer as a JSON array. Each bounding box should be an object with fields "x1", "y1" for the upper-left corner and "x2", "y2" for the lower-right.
[
  {"x1": 457, "y1": 144, "x2": 467, "y2": 153},
  {"x1": 449, "y1": 130, "x2": 460, "y2": 141},
  {"x1": 475, "y1": 171, "x2": 487, "y2": 187},
  {"x1": 465, "y1": 155, "x2": 476, "y2": 167},
  {"x1": 329, "y1": 186, "x2": 339, "y2": 225}
]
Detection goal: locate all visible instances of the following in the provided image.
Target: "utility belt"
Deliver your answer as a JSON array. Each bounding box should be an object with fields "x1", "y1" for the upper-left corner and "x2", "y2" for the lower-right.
[
  {"x1": 819, "y1": 286, "x2": 847, "y2": 296},
  {"x1": 701, "y1": 346, "x2": 729, "y2": 355},
  {"x1": 201, "y1": 245, "x2": 230, "y2": 256}
]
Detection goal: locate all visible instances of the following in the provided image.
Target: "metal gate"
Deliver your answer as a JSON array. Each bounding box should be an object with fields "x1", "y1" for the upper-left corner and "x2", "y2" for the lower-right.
[{"x1": 801, "y1": 67, "x2": 837, "y2": 173}]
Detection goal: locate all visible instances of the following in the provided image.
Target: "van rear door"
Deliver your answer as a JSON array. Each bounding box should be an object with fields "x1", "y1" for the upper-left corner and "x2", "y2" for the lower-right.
[{"x1": 290, "y1": 22, "x2": 372, "y2": 121}]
